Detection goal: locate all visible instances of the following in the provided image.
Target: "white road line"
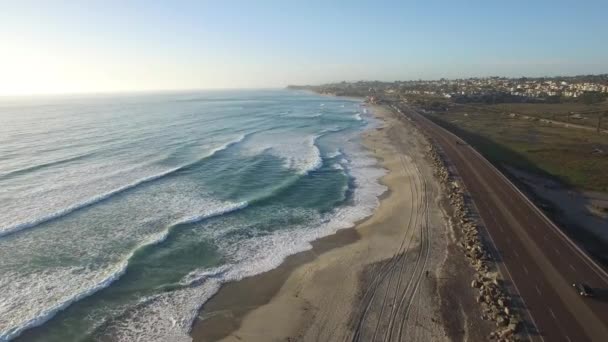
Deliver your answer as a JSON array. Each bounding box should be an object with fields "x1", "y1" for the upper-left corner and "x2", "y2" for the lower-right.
[
  {"x1": 523, "y1": 265, "x2": 529, "y2": 274},
  {"x1": 569, "y1": 264, "x2": 576, "y2": 272},
  {"x1": 548, "y1": 308, "x2": 557, "y2": 320},
  {"x1": 453, "y1": 183, "x2": 542, "y2": 341},
  {"x1": 416, "y1": 108, "x2": 608, "y2": 283},
  {"x1": 565, "y1": 335, "x2": 572, "y2": 342},
  {"x1": 535, "y1": 285, "x2": 541, "y2": 295},
  {"x1": 513, "y1": 250, "x2": 519, "y2": 258}
]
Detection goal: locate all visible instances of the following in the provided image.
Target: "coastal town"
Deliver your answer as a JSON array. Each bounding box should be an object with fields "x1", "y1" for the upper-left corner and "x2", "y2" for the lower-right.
[
  {"x1": 290, "y1": 74, "x2": 608, "y2": 104},
  {"x1": 4, "y1": 1, "x2": 608, "y2": 341}
]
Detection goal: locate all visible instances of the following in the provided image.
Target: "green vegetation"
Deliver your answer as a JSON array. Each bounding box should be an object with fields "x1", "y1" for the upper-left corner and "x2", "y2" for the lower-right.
[
  {"x1": 483, "y1": 102, "x2": 608, "y2": 130},
  {"x1": 292, "y1": 79, "x2": 608, "y2": 192},
  {"x1": 428, "y1": 107, "x2": 608, "y2": 192}
]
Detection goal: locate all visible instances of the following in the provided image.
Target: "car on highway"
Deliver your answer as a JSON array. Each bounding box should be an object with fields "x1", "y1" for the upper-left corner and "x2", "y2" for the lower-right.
[{"x1": 572, "y1": 282, "x2": 595, "y2": 297}]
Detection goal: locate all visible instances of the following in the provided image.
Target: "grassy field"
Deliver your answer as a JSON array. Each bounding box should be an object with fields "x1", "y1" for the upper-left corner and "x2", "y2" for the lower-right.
[
  {"x1": 463, "y1": 102, "x2": 608, "y2": 130},
  {"x1": 428, "y1": 105, "x2": 608, "y2": 192}
]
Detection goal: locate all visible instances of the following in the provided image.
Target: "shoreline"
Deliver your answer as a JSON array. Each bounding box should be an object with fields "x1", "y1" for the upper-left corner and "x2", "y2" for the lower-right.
[
  {"x1": 190, "y1": 104, "x2": 487, "y2": 341},
  {"x1": 189, "y1": 104, "x2": 388, "y2": 341},
  {"x1": 190, "y1": 218, "x2": 363, "y2": 341}
]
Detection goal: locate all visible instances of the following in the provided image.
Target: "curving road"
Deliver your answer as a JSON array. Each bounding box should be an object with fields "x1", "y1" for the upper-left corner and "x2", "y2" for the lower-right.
[{"x1": 397, "y1": 104, "x2": 608, "y2": 341}]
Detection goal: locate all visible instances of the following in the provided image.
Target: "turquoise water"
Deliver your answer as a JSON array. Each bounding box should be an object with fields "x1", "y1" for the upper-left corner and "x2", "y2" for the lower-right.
[{"x1": 0, "y1": 90, "x2": 385, "y2": 341}]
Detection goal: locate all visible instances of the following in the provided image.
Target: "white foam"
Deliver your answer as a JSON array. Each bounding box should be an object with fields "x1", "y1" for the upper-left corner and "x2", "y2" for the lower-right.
[
  {"x1": 325, "y1": 150, "x2": 343, "y2": 159},
  {"x1": 0, "y1": 134, "x2": 248, "y2": 238},
  {"x1": 296, "y1": 135, "x2": 323, "y2": 175},
  {"x1": 1, "y1": 95, "x2": 383, "y2": 342},
  {"x1": 0, "y1": 259, "x2": 130, "y2": 341},
  {"x1": 99, "y1": 121, "x2": 388, "y2": 342},
  {"x1": 0, "y1": 197, "x2": 249, "y2": 341},
  {"x1": 0, "y1": 166, "x2": 183, "y2": 238},
  {"x1": 286, "y1": 112, "x2": 322, "y2": 118},
  {"x1": 241, "y1": 132, "x2": 323, "y2": 175},
  {"x1": 178, "y1": 201, "x2": 248, "y2": 225}
]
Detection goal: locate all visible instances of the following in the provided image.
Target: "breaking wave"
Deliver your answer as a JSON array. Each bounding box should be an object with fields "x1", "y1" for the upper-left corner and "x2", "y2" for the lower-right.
[{"x1": 0, "y1": 134, "x2": 248, "y2": 238}]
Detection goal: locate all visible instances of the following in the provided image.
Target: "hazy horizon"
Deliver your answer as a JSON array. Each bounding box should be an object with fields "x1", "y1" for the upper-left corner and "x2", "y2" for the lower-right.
[{"x1": 2, "y1": 0, "x2": 607, "y2": 96}]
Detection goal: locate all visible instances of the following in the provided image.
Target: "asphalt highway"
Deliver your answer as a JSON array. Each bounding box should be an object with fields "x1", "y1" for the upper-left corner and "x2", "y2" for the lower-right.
[{"x1": 397, "y1": 104, "x2": 608, "y2": 341}]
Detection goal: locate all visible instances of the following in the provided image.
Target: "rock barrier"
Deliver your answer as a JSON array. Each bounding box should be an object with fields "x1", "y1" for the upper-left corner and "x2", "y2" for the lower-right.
[{"x1": 427, "y1": 143, "x2": 521, "y2": 342}]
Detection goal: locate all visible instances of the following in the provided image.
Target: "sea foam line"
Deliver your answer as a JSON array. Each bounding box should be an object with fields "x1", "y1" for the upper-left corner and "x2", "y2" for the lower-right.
[
  {"x1": 289, "y1": 129, "x2": 346, "y2": 176},
  {"x1": 0, "y1": 134, "x2": 248, "y2": 239},
  {"x1": 59, "y1": 98, "x2": 381, "y2": 342},
  {"x1": 296, "y1": 135, "x2": 323, "y2": 175},
  {"x1": 0, "y1": 152, "x2": 95, "y2": 181},
  {"x1": 178, "y1": 201, "x2": 249, "y2": 225},
  {"x1": 115, "y1": 148, "x2": 387, "y2": 342},
  {"x1": 0, "y1": 260, "x2": 130, "y2": 341},
  {"x1": 0, "y1": 200, "x2": 248, "y2": 341}
]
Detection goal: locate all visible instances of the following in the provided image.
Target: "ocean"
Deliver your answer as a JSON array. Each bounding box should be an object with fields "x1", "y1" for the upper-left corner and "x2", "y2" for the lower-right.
[{"x1": 0, "y1": 89, "x2": 386, "y2": 341}]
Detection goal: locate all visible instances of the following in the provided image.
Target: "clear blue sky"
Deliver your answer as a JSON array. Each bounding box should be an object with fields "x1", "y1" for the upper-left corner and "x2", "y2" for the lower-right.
[{"x1": 1, "y1": 0, "x2": 607, "y2": 95}]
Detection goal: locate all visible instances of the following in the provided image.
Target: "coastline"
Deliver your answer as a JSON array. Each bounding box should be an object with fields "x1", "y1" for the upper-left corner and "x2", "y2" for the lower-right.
[{"x1": 190, "y1": 104, "x2": 487, "y2": 341}]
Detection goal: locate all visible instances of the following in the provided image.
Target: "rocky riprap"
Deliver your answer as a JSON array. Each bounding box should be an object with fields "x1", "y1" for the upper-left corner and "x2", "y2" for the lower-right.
[{"x1": 427, "y1": 143, "x2": 522, "y2": 342}]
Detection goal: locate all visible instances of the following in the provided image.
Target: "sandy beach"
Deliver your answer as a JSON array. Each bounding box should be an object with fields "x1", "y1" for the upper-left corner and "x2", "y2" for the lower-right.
[{"x1": 191, "y1": 105, "x2": 491, "y2": 341}]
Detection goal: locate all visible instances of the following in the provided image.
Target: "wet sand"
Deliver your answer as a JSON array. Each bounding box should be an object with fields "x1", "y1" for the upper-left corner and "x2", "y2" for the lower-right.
[{"x1": 190, "y1": 105, "x2": 480, "y2": 341}]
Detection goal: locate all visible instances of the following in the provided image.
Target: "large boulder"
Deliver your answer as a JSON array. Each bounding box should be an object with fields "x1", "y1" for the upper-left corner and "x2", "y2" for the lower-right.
[{"x1": 495, "y1": 314, "x2": 508, "y2": 327}]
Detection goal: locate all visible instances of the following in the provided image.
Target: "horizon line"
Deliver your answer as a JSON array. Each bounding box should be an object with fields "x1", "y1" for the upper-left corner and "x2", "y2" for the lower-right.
[
  {"x1": 0, "y1": 86, "x2": 289, "y2": 99},
  {"x1": 4, "y1": 71, "x2": 608, "y2": 98}
]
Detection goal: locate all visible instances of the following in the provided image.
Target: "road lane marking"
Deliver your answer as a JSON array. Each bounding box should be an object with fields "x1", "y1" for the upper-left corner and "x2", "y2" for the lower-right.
[
  {"x1": 523, "y1": 265, "x2": 529, "y2": 275},
  {"x1": 535, "y1": 285, "x2": 541, "y2": 295},
  {"x1": 565, "y1": 336, "x2": 571, "y2": 342},
  {"x1": 416, "y1": 109, "x2": 608, "y2": 284},
  {"x1": 456, "y1": 186, "x2": 543, "y2": 341},
  {"x1": 554, "y1": 248, "x2": 561, "y2": 255},
  {"x1": 548, "y1": 308, "x2": 557, "y2": 320},
  {"x1": 569, "y1": 264, "x2": 576, "y2": 272},
  {"x1": 414, "y1": 113, "x2": 547, "y2": 340},
  {"x1": 417, "y1": 111, "x2": 608, "y2": 340},
  {"x1": 513, "y1": 250, "x2": 519, "y2": 258}
]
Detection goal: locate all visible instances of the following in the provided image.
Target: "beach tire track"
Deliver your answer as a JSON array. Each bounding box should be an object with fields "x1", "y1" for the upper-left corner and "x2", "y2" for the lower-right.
[
  {"x1": 396, "y1": 163, "x2": 432, "y2": 342},
  {"x1": 384, "y1": 158, "x2": 428, "y2": 342},
  {"x1": 350, "y1": 153, "x2": 419, "y2": 342},
  {"x1": 381, "y1": 155, "x2": 426, "y2": 342},
  {"x1": 371, "y1": 155, "x2": 422, "y2": 341},
  {"x1": 352, "y1": 178, "x2": 415, "y2": 340}
]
